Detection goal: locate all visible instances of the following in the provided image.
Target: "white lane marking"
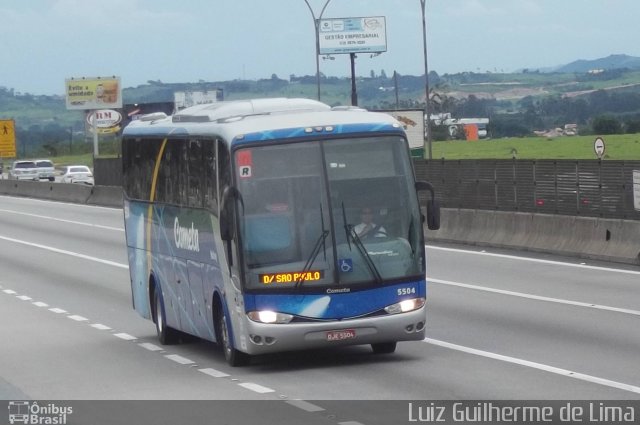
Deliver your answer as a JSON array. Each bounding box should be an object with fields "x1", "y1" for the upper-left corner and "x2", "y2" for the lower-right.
[
  {"x1": 32, "y1": 301, "x2": 49, "y2": 307},
  {"x1": 165, "y1": 354, "x2": 195, "y2": 365},
  {"x1": 68, "y1": 315, "x2": 88, "y2": 322},
  {"x1": 49, "y1": 308, "x2": 67, "y2": 314},
  {"x1": 198, "y1": 368, "x2": 230, "y2": 378},
  {"x1": 286, "y1": 400, "x2": 325, "y2": 412},
  {"x1": 424, "y1": 338, "x2": 640, "y2": 395},
  {"x1": 16, "y1": 295, "x2": 32, "y2": 301},
  {"x1": 427, "y1": 245, "x2": 640, "y2": 275},
  {"x1": 3, "y1": 289, "x2": 17, "y2": 294},
  {"x1": 238, "y1": 382, "x2": 275, "y2": 393},
  {"x1": 0, "y1": 195, "x2": 117, "y2": 211},
  {"x1": 90, "y1": 324, "x2": 112, "y2": 331},
  {"x1": 0, "y1": 235, "x2": 128, "y2": 269},
  {"x1": 138, "y1": 342, "x2": 163, "y2": 352},
  {"x1": 0, "y1": 208, "x2": 123, "y2": 232},
  {"x1": 430, "y1": 278, "x2": 640, "y2": 317},
  {"x1": 114, "y1": 333, "x2": 138, "y2": 341},
  {"x1": 338, "y1": 422, "x2": 365, "y2": 425}
]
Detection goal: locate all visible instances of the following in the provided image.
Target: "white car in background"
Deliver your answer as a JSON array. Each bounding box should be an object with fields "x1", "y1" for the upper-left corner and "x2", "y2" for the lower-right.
[
  {"x1": 60, "y1": 165, "x2": 94, "y2": 185},
  {"x1": 34, "y1": 159, "x2": 56, "y2": 181},
  {"x1": 8, "y1": 160, "x2": 39, "y2": 180}
]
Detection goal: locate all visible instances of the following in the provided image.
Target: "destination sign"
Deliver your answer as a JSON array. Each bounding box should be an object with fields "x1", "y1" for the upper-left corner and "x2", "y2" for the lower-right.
[{"x1": 260, "y1": 271, "x2": 324, "y2": 284}]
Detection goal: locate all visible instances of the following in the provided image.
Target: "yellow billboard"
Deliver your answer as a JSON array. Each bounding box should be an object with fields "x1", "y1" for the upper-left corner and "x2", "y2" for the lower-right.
[
  {"x1": 0, "y1": 119, "x2": 17, "y2": 158},
  {"x1": 65, "y1": 77, "x2": 122, "y2": 110}
]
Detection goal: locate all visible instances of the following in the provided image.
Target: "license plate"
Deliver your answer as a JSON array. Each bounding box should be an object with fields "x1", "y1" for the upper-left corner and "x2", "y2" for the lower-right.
[{"x1": 326, "y1": 329, "x2": 356, "y2": 341}]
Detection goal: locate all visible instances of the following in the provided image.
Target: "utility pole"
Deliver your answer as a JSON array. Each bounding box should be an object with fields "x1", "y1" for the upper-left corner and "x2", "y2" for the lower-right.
[
  {"x1": 420, "y1": 0, "x2": 433, "y2": 160},
  {"x1": 304, "y1": 0, "x2": 332, "y2": 101}
]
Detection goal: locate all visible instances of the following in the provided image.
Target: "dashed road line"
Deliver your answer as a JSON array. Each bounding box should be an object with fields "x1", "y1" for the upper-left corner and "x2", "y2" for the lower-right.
[
  {"x1": 68, "y1": 315, "x2": 89, "y2": 322},
  {"x1": 114, "y1": 332, "x2": 138, "y2": 341},
  {"x1": 165, "y1": 354, "x2": 195, "y2": 365},
  {"x1": 3, "y1": 289, "x2": 17, "y2": 294},
  {"x1": 238, "y1": 382, "x2": 275, "y2": 393},
  {"x1": 32, "y1": 301, "x2": 49, "y2": 307},
  {"x1": 90, "y1": 324, "x2": 112, "y2": 330},
  {"x1": 286, "y1": 399, "x2": 325, "y2": 412},
  {"x1": 138, "y1": 342, "x2": 163, "y2": 352},
  {"x1": 16, "y1": 295, "x2": 32, "y2": 301},
  {"x1": 48, "y1": 308, "x2": 67, "y2": 314},
  {"x1": 198, "y1": 368, "x2": 229, "y2": 378}
]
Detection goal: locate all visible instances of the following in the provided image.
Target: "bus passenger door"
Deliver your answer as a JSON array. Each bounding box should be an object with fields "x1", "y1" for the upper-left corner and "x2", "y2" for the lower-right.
[
  {"x1": 188, "y1": 260, "x2": 214, "y2": 339},
  {"x1": 173, "y1": 257, "x2": 192, "y2": 333}
]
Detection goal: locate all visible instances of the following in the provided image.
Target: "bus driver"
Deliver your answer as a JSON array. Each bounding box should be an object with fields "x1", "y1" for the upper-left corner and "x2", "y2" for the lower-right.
[{"x1": 354, "y1": 208, "x2": 387, "y2": 239}]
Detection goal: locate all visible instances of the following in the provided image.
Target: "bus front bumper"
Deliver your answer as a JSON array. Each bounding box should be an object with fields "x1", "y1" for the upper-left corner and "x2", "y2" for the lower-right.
[{"x1": 237, "y1": 306, "x2": 427, "y2": 355}]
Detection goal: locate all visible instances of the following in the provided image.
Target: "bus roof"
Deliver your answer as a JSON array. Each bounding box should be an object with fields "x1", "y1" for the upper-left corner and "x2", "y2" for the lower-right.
[{"x1": 122, "y1": 98, "x2": 405, "y2": 146}]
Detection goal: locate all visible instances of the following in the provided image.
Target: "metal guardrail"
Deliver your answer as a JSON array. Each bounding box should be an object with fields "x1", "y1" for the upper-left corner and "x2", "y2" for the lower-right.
[{"x1": 414, "y1": 159, "x2": 640, "y2": 220}]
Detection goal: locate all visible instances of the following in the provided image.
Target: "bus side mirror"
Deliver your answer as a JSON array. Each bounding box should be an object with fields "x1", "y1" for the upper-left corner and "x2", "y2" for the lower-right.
[
  {"x1": 415, "y1": 180, "x2": 441, "y2": 230},
  {"x1": 220, "y1": 186, "x2": 241, "y2": 241}
]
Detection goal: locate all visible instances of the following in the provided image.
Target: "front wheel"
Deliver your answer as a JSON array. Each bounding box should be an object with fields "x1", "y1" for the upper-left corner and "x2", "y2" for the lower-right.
[
  {"x1": 216, "y1": 309, "x2": 250, "y2": 367},
  {"x1": 371, "y1": 342, "x2": 397, "y2": 354},
  {"x1": 153, "y1": 288, "x2": 180, "y2": 345}
]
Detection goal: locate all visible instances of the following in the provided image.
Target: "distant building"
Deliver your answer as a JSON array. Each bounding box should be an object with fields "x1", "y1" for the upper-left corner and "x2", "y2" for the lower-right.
[{"x1": 428, "y1": 113, "x2": 490, "y2": 139}]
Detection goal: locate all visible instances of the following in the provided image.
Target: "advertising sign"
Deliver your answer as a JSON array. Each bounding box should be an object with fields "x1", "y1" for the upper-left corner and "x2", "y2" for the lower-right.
[
  {"x1": 0, "y1": 119, "x2": 16, "y2": 158},
  {"x1": 319, "y1": 16, "x2": 387, "y2": 55},
  {"x1": 174, "y1": 90, "x2": 223, "y2": 110},
  {"x1": 380, "y1": 110, "x2": 425, "y2": 150},
  {"x1": 65, "y1": 76, "x2": 122, "y2": 110},
  {"x1": 85, "y1": 109, "x2": 123, "y2": 134}
]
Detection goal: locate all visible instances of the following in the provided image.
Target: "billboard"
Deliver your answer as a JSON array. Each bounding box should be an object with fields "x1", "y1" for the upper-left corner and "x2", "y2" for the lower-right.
[
  {"x1": 319, "y1": 16, "x2": 387, "y2": 55},
  {"x1": 174, "y1": 89, "x2": 223, "y2": 110},
  {"x1": 379, "y1": 109, "x2": 425, "y2": 150},
  {"x1": 65, "y1": 76, "x2": 122, "y2": 110}
]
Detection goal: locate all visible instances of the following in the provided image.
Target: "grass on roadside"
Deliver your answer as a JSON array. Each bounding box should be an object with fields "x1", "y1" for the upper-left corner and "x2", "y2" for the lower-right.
[{"x1": 430, "y1": 133, "x2": 640, "y2": 160}]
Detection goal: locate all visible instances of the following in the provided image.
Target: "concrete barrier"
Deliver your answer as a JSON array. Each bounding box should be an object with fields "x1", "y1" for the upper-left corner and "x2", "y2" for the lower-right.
[
  {"x1": 0, "y1": 180, "x2": 122, "y2": 207},
  {"x1": 426, "y1": 208, "x2": 640, "y2": 266}
]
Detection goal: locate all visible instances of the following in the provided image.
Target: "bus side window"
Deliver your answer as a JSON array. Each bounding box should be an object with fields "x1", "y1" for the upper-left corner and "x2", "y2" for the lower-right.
[
  {"x1": 204, "y1": 139, "x2": 218, "y2": 213},
  {"x1": 187, "y1": 139, "x2": 203, "y2": 208},
  {"x1": 217, "y1": 141, "x2": 230, "y2": 216}
]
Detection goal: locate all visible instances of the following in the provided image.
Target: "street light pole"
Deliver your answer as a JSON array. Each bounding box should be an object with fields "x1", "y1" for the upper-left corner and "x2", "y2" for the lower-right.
[
  {"x1": 304, "y1": 0, "x2": 332, "y2": 101},
  {"x1": 420, "y1": 0, "x2": 433, "y2": 160}
]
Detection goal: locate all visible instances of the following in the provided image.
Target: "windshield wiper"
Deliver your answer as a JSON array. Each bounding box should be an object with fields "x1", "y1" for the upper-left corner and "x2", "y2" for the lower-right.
[
  {"x1": 341, "y1": 202, "x2": 383, "y2": 283},
  {"x1": 295, "y1": 205, "x2": 329, "y2": 288}
]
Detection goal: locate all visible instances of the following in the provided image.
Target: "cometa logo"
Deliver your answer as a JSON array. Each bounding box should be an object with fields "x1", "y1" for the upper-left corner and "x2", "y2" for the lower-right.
[{"x1": 174, "y1": 217, "x2": 200, "y2": 252}]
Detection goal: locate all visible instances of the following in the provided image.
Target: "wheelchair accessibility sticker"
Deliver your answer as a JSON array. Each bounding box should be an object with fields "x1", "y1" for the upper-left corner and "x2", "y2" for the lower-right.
[{"x1": 339, "y1": 258, "x2": 353, "y2": 273}]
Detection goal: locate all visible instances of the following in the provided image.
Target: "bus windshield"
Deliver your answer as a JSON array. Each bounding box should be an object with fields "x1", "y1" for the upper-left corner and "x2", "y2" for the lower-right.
[{"x1": 236, "y1": 135, "x2": 424, "y2": 291}]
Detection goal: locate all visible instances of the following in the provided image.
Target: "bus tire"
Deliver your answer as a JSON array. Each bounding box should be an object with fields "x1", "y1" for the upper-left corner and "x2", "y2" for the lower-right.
[
  {"x1": 216, "y1": 308, "x2": 250, "y2": 367},
  {"x1": 153, "y1": 287, "x2": 180, "y2": 345},
  {"x1": 371, "y1": 342, "x2": 397, "y2": 354}
]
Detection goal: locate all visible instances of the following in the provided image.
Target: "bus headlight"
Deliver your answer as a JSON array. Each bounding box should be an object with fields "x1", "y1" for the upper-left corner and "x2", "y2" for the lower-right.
[
  {"x1": 247, "y1": 310, "x2": 294, "y2": 324},
  {"x1": 384, "y1": 298, "x2": 426, "y2": 315}
]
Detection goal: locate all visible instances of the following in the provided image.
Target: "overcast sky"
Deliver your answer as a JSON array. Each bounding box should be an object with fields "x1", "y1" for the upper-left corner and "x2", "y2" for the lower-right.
[{"x1": 1, "y1": 0, "x2": 639, "y2": 95}]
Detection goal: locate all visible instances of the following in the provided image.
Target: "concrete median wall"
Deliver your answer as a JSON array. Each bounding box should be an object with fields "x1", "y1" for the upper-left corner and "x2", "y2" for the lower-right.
[
  {"x1": 0, "y1": 180, "x2": 123, "y2": 207},
  {"x1": 426, "y1": 208, "x2": 640, "y2": 266}
]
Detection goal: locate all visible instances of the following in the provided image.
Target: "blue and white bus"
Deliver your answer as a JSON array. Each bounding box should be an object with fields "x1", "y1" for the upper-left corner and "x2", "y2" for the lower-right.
[{"x1": 121, "y1": 98, "x2": 440, "y2": 366}]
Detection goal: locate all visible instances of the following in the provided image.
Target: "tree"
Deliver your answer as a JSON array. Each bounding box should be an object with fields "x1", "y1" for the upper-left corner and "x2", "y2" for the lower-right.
[{"x1": 591, "y1": 115, "x2": 622, "y2": 134}]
